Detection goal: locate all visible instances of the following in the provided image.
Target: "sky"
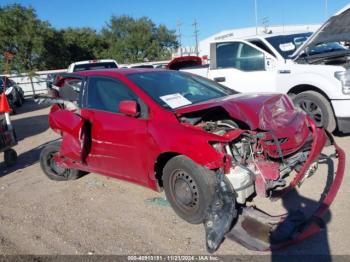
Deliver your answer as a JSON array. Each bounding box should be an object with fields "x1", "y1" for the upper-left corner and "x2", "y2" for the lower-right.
[{"x1": 1, "y1": 0, "x2": 349, "y2": 46}]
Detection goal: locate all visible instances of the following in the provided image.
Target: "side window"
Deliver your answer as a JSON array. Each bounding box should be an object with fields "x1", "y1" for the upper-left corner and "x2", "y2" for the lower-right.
[
  {"x1": 216, "y1": 42, "x2": 240, "y2": 69},
  {"x1": 239, "y1": 43, "x2": 265, "y2": 71},
  {"x1": 216, "y1": 42, "x2": 265, "y2": 71},
  {"x1": 249, "y1": 40, "x2": 276, "y2": 57},
  {"x1": 87, "y1": 77, "x2": 136, "y2": 113},
  {"x1": 58, "y1": 77, "x2": 82, "y2": 104}
]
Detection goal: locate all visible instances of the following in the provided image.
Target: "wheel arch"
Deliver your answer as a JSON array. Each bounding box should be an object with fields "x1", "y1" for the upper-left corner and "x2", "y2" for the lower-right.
[
  {"x1": 154, "y1": 152, "x2": 180, "y2": 190},
  {"x1": 288, "y1": 85, "x2": 337, "y2": 131},
  {"x1": 288, "y1": 84, "x2": 331, "y2": 101}
]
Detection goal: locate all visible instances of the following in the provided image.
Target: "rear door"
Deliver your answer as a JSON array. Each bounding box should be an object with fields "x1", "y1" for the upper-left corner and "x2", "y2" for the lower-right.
[
  {"x1": 48, "y1": 75, "x2": 90, "y2": 163},
  {"x1": 208, "y1": 40, "x2": 278, "y2": 93}
]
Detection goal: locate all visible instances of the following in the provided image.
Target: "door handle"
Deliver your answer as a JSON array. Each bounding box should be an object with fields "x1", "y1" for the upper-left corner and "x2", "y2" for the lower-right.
[{"x1": 214, "y1": 77, "x2": 226, "y2": 82}]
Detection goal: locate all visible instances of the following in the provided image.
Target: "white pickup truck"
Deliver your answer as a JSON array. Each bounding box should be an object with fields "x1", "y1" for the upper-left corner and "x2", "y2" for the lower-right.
[
  {"x1": 183, "y1": 5, "x2": 350, "y2": 133},
  {"x1": 67, "y1": 59, "x2": 118, "y2": 73}
]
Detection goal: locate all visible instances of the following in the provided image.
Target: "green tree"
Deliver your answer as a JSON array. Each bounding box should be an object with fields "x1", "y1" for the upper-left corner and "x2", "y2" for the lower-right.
[
  {"x1": 42, "y1": 27, "x2": 107, "y2": 69},
  {"x1": 61, "y1": 28, "x2": 106, "y2": 64},
  {"x1": 0, "y1": 4, "x2": 179, "y2": 71},
  {"x1": 101, "y1": 15, "x2": 178, "y2": 63},
  {"x1": 0, "y1": 4, "x2": 54, "y2": 72}
]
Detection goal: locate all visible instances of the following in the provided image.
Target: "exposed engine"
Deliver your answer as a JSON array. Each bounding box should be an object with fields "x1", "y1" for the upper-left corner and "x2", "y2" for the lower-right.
[{"x1": 182, "y1": 116, "x2": 313, "y2": 204}]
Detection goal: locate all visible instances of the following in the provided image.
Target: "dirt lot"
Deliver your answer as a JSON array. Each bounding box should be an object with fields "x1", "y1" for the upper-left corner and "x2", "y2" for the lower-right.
[{"x1": 0, "y1": 100, "x2": 349, "y2": 256}]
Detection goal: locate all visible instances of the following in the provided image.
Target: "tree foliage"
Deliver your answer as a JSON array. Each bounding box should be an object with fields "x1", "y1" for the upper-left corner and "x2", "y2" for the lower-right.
[
  {"x1": 0, "y1": 4, "x2": 178, "y2": 72},
  {"x1": 0, "y1": 4, "x2": 52, "y2": 72},
  {"x1": 101, "y1": 15, "x2": 178, "y2": 63},
  {"x1": 42, "y1": 28, "x2": 107, "y2": 69}
]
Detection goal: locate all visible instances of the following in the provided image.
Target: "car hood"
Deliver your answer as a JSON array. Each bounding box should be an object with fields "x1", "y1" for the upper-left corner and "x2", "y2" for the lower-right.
[
  {"x1": 292, "y1": 4, "x2": 350, "y2": 60},
  {"x1": 175, "y1": 93, "x2": 306, "y2": 133}
]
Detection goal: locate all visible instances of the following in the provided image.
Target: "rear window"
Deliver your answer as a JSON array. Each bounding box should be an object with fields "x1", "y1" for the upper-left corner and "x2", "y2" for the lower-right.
[{"x1": 73, "y1": 62, "x2": 118, "y2": 72}]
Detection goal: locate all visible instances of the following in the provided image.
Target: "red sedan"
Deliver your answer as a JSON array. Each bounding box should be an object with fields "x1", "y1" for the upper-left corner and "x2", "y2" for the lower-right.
[{"x1": 41, "y1": 69, "x2": 345, "y2": 252}]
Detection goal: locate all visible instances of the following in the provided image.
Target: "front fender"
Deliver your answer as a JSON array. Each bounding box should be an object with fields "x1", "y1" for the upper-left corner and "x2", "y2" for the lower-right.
[
  {"x1": 148, "y1": 121, "x2": 240, "y2": 174},
  {"x1": 285, "y1": 67, "x2": 344, "y2": 99}
]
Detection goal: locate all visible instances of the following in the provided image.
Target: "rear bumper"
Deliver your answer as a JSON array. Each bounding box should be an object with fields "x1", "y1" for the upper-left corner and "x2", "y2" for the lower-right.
[{"x1": 337, "y1": 117, "x2": 350, "y2": 134}]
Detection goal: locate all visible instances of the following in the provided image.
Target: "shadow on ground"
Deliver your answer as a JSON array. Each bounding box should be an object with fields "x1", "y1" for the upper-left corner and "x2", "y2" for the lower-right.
[
  {"x1": 333, "y1": 130, "x2": 350, "y2": 137},
  {"x1": 11, "y1": 114, "x2": 49, "y2": 141},
  {"x1": 0, "y1": 139, "x2": 59, "y2": 177},
  {"x1": 225, "y1": 152, "x2": 336, "y2": 260},
  {"x1": 14, "y1": 98, "x2": 51, "y2": 114},
  {"x1": 269, "y1": 153, "x2": 335, "y2": 260}
]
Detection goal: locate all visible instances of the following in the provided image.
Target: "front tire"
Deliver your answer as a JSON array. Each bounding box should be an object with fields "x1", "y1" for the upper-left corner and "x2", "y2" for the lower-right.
[
  {"x1": 163, "y1": 155, "x2": 216, "y2": 224},
  {"x1": 293, "y1": 91, "x2": 336, "y2": 132},
  {"x1": 40, "y1": 141, "x2": 83, "y2": 181}
]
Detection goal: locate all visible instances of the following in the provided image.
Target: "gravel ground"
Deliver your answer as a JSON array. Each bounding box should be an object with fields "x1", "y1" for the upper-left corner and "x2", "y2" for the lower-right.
[{"x1": 0, "y1": 100, "x2": 349, "y2": 257}]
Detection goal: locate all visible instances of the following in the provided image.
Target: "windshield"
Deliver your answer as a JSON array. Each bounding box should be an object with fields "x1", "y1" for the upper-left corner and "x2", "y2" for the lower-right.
[
  {"x1": 73, "y1": 62, "x2": 118, "y2": 72},
  {"x1": 266, "y1": 32, "x2": 347, "y2": 58},
  {"x1": 127, "y1": 71, "x2": 236, "y2": 109}
]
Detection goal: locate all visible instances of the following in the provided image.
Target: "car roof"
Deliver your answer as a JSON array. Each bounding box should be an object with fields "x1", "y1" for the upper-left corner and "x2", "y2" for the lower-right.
[{"x1": 74, "y1": 68, "x2": 168, "y2": 77}]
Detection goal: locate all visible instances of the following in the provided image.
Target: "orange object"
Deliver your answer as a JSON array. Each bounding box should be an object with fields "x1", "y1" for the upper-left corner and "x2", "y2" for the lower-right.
[{"x1": 0, "y1": 92, "x2": 11, "y2": 113}]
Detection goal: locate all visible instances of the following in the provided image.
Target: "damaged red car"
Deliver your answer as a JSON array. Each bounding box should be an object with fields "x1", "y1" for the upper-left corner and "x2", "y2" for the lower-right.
[{"x1": 40, "y1": 69, "x2": 345, "y2": 252}]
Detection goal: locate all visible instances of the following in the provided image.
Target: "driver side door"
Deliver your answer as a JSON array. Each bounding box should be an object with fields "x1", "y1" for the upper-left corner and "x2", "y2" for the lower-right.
[{"x1": 208, "y1": 40, "x2": 278, "y2": 93}]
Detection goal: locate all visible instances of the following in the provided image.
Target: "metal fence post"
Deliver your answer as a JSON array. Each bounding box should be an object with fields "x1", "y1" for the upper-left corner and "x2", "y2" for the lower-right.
[{"x1": 29, "y1": 75, "x2": 36, "y2": 98}]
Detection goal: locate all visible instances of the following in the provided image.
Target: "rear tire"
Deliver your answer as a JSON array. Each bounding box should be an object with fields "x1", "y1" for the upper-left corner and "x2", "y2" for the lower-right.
[
  {"x1": 163, "y1": 155, "x2": 216, "y2": 224},
  {"x1": 293, "y1": 91, "x2": 336, "y2": 132},
  {"x1": 40, "y1": 141, "x2": 83, "y2": 181}
]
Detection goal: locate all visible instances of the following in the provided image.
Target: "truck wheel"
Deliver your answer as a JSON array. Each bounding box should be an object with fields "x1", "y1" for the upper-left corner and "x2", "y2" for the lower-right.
[
  {"x1": 163, "y1": 155, "x2": 216, "y2": 224},
  {"x1": 4, "y1": 149, "x2": 17, "y2": 167},
  {"x1": 293, "y1": 91, "x2": 336, "y2": 132},
  {"x1": 40, "y1": 141, "x2": 82, "y2": 181}
]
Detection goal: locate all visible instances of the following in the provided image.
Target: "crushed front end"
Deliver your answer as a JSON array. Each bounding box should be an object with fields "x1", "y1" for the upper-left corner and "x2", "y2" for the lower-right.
[{"x1": 178, "y1": 94, "x2": 345, "y2": 253}]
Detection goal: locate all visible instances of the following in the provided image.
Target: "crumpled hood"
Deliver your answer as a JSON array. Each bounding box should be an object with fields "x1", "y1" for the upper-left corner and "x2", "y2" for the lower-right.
[
  {"x1": 175, "y1": 93, "x2": 306, "y2": 133},
  {"x1": 292, "y1": 3, "x2": 350, "y2": 59}
]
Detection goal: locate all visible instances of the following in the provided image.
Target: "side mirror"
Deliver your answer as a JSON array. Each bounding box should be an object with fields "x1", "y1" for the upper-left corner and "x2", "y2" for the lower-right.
[
  {"x1": 264, "y1": 55, "x2": 276, "y2": 71},
  {"x1": 119, "y1": 100, "x2": 139, "y2": 117}
]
